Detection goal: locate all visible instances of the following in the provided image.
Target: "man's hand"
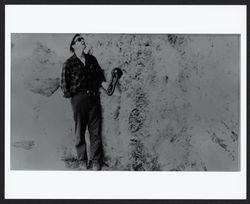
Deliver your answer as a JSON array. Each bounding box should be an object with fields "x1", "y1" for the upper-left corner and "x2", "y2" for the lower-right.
[
  {"x1": 101, "y1": 68, "x2": 123, "y2": 96},
  {"x1": 101, "y1": 82, "x2": 109, "y2": 91},
  {"x1": 106, "y1": 68, "x2": 123, "y2": 96}
]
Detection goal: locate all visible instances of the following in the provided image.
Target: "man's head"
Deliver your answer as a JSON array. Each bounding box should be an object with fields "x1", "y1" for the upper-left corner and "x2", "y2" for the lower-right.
[{"x1": 70, "y1": 34, "x2": 86, "y2": 53}]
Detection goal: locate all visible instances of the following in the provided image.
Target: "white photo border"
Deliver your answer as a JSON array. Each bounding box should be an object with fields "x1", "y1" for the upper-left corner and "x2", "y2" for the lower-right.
[{"x1": 5, "y1": 5, "x2": 247, "y2": 199}]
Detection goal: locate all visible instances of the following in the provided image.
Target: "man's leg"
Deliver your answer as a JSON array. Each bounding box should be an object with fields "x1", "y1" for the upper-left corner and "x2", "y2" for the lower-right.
[
  {"x1": 74, "y1": 112, "x2": 87, "y2": 161},
  {"x1": 71, "y1": 95, "x2": 89, "y2": 167},
  {"x1": 88, "y1": 98, "x2": 103, "y2": 170}
]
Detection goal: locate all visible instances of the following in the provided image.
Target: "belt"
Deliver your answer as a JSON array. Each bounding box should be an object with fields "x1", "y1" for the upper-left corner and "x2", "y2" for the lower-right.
[{"x1": 77, "y1": 90, "x2": 98, "y2": 96}]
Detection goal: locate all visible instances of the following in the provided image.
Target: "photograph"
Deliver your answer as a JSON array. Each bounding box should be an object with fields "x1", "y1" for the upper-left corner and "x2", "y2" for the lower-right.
[
  {"x1": 11, "y1": 33, "x2": 240, "y2": 171},
  {"x1": 4, "y1": 4, "x2": 246, "y2": 200}
]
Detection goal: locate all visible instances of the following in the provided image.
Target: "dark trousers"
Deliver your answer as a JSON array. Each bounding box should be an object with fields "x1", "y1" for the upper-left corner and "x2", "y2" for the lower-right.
[{"x1": 71, "y1": 93, "x2": 103, "y2": 164}]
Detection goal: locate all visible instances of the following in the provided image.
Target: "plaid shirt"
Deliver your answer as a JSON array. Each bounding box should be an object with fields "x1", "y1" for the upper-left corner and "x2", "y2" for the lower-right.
[{"x1": 61, "y1": 54, "x2": 106, "y2": 98}]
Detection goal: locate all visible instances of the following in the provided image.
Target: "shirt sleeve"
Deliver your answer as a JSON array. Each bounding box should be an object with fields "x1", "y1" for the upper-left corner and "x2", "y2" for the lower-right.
[
  {"x1": 61, "y1": 62, "x2": 71, "y2": 98},
  {"x1": 93, "y1": 56, "x2": 106, "y2": 85}
]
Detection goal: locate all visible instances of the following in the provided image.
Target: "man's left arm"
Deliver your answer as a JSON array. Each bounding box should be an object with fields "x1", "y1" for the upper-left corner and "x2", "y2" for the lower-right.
[{"x1": 93, "y1": 56, "x2": 108, "y2": 90}]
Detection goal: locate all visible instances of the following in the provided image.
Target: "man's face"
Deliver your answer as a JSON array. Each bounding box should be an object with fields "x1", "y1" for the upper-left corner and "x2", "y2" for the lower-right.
[{"x1": 73, "y1": 35, "x2": 87, "y2": 52}]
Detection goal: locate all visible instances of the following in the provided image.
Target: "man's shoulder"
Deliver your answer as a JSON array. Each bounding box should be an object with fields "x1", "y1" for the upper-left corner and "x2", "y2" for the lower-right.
[
  {"x1": 63, "y1": 55, "x2": 77, "y2": 66},
  {"x1": 86, "y1": 53, "x2": 97, "y2": 61}
]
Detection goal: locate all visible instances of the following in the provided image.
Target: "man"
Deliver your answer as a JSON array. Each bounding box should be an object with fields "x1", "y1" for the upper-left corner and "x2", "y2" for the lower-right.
[{"x1": 61, "y1": 34, "x2": 108, "y2": 170}]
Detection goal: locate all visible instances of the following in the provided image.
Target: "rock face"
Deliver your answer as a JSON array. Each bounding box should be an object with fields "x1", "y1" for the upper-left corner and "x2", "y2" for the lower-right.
[
  {"x1": 11, "y1": 34, "x2": 239, "y2": 171},
  {"x1": 12, "y1": 140, "x2": 35, "y2": 150}
]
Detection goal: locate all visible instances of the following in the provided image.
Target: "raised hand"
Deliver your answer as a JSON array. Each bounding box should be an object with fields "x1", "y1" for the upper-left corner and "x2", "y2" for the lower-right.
[{"x1": 106, "y1": 68, "x2": 123, "y2": 96}]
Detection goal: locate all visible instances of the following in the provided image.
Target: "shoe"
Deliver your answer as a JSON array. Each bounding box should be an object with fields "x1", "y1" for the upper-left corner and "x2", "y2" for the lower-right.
[
  {"x1": 79, "y1": 160, "x2": 88, "y2": 170},
  {"x1": 88, "y1": 160, "x2": 102, "y2": 171},
  {"x1": 92, "y1": 163, "x2": 102, "y2": 171}
]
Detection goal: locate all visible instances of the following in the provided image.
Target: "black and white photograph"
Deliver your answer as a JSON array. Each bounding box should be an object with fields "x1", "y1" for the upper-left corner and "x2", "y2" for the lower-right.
[
  {"x1": 4, "y1": 4, "x2": 246, "y2": 200},
  {"x1": 11, "y1": 33, "x2": 240, "y2": 171}
]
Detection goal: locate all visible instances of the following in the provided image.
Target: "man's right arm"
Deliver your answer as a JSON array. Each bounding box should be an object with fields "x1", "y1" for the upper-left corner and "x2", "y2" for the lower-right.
[{"x1": 61, "y1": 63, "x2": 71, "y2": 98}]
